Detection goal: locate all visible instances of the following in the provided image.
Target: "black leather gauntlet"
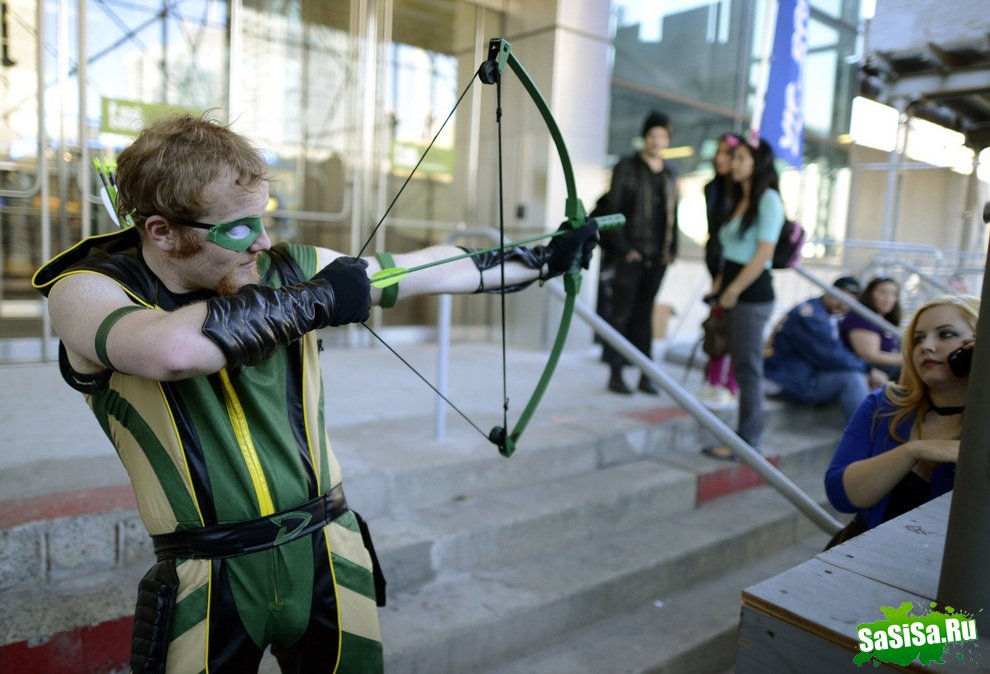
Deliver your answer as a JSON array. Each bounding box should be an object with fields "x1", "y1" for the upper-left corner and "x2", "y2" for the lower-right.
[
  {"x1": 202, "y1": 257, "x2": 370, "y2": 368},
  {"x1": 467, "y1": 245, "x2": 548, "y2": 294},
  {"x1": 467, "y1": 220, "x2": 598, "y2": 294}
]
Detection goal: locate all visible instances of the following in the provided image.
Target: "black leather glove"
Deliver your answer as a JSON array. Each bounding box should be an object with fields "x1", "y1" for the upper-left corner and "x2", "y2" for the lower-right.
[
  {"x1": 314, "y1": 256, "x2": 372, "y2": 326},
  {"x1": 539, "y1": 220, "x2": 599, "y2": 279},
  {"x1": 202, "y1": 256, "x2": 371, "y2": 368}
]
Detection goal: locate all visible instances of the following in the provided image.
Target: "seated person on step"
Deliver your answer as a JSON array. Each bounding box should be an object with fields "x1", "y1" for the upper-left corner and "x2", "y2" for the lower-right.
[
  {"x1": 840, "y1": 275, "x2": 903, "y2": 381},
  {"x1": 824, "y1": 295, "x2": 978, "y2": 546},
  {"x1": 764, "y1": 276, "x2": 887, "y2": 421}
]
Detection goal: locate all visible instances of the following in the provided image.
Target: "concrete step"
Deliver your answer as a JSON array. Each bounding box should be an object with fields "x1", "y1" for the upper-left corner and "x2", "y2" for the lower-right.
[
  {"x1": 0, "y1": 390, "x2": 846, "y2": 674},
  {"x1": 372, "y1": 476, "x2": 833, "y2": 673},
  {"x1": 371, "y1": 459, "x2": 697, "y2": 592},
  {"x1": 0, "y1": 396, "x2": 840, "y2": 595},
  {"x1": 477, "y1": 535, "x2": 825, "y2": 674}
]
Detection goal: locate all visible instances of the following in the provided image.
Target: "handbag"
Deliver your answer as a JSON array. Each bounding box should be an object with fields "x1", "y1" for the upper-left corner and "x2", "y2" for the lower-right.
[
  {"x1": 702, "y1": 307, "x2": 731, "y2": 358},
  {"x1": 824, "y1": 514, "x2": 868, "y2": 550}
]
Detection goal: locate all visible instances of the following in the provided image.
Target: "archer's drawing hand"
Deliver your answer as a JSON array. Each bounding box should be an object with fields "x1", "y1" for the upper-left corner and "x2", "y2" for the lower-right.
[{"x1": 314, "y1": 256, "x2": 372, "y2": 326}]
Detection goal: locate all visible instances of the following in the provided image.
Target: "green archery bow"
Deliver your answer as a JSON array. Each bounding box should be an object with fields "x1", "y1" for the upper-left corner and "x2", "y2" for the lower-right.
[
  {"x1": 359, "y1": 36, "x2": 624, "y2": 458},
  {"x1": 478, "y1": 37, "x2": 617, "y2": 457}
]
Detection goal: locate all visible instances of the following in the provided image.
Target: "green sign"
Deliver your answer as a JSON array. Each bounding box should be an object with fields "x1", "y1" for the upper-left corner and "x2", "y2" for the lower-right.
[
  {"x1": 391, "y1": 140, "x2": 454, "y2": 178},
  {"x1": 101, "y1": 98, "x2": 201, "y2": 136}
]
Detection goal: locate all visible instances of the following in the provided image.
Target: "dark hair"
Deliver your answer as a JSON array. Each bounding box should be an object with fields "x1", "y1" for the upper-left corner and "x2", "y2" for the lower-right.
[
  {"x1": 860, "y1": 276, "x2": 902, "y2": 325},
  {"x1": 641, "y1": 110, "x2": 672, "y2": 138},
  {"x1": 731, "y1": 138, "x2": 779, "y2": 236}
]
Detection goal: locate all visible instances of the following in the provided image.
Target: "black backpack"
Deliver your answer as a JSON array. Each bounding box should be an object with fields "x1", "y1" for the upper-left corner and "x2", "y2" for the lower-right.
[{"x1": 772, "y1": 219, "x2": 805, "y2": 269}]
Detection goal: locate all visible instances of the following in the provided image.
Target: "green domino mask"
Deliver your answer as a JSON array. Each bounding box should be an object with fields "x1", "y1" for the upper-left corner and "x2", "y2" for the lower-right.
[{"x1": 177, "y1": 216, "x2": 265, "y2": 252}]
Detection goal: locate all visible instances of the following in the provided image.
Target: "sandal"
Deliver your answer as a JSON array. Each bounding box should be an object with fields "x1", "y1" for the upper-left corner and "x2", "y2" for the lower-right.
[{"x1": 701, "y1": 445, "x2": 739, "y2": 462}]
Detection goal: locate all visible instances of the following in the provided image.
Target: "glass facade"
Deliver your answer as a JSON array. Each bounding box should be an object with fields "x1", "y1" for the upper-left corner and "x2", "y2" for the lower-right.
[
  {"x1": 0, "y1": 0, "x2": 506, "y2": 355},
  {"x1": 608, "y1": 0, "x2": 862, "y2": 246},
  {"x1": 0, "y1": 0, "x2": 866, "y2": 359}
]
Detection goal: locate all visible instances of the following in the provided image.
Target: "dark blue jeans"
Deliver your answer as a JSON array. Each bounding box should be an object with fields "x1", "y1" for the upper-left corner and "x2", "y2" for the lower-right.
[{"x1": 775, "y1": 370, "x2": 869, "y2": 421}]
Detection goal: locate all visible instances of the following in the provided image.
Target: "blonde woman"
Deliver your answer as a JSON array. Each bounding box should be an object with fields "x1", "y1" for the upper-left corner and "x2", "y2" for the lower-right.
[{"x1": 825, "y1": 295, "x2": 978, "y2": 544}]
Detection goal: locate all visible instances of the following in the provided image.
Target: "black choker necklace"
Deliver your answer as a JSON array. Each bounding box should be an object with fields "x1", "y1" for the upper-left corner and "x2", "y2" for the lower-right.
[{"x1": 928, "y1": 400, "x2": 965, "y2": 416}]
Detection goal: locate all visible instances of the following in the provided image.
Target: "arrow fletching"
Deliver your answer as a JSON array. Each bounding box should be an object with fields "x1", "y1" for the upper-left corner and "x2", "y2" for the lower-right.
[{"x1": 371, "y1": 267, "x2": 410, "y2": 288}]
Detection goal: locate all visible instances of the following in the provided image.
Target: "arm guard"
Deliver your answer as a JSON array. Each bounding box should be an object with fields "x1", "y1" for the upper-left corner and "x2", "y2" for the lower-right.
[
  {"x1": 466, "y1": 220, "x2": 598, "y2": 294},
  {"x1": 202, "y1": 281, "x2": 340, "y2": 368},
  {"x1": 465, "y1": 245, "x2": 549, "y2": 294}
]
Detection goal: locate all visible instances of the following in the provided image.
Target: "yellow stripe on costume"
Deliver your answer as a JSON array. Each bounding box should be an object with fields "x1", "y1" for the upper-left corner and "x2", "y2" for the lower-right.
[
  {"x1": 167, "y1": 621, "x2": 208, "y2": 674},
  {"x1": 105, "y1": 415, "x2": 178, "y2": 534},
  {"x1": 175, "y1": 558, "x2": 210, "y2": 603},
  {"x1": 324, "y1": 518, "x2": 382, "y2": 643},
  {"x1": 218, "y1": 369, "x2": 275, "y2": 516},
  {"x1": 337, "y1": 584, "x2": 382, "y2": 643},
  {"x1": 301, "y1": 332, "x2": 326, "y2": 492},
  {"x1": 106, "y1": 374, "x2": 206, "y2": 530}
]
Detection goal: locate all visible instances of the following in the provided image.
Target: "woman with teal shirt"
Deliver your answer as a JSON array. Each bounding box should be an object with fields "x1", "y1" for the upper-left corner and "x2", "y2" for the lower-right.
[{"x1": 703, "y1": 137, "x2": 785, "y2": 461}]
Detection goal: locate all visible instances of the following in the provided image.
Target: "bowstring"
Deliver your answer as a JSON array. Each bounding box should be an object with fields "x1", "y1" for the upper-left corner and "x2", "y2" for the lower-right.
[
  {"x1": 494, "y1": 71, "x2": 510, "y2": 443},
  {"x1": 362, "y1": 323, "x2": 490, "y2": 439},
  {"x1": 356, "y1": 64, "x2": 484, "y2": 258},
  {"x1": 355, "y1": 61, "x2": 499, "y2": 444}
]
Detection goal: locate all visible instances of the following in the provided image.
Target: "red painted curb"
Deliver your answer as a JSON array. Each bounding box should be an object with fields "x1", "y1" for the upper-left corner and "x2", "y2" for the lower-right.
[
  {"x1": 697, "y1": 455, "x2": 782, "y2": 505},
  {"x1": 621, "y1": 406, "x2": 689, "y2": 425},
  {"x1": 0, "y1": 485, "x2": 136, "y2": 530},
  {"x1": 0, "y1": 616, "x2": 131, "y2": 673}
]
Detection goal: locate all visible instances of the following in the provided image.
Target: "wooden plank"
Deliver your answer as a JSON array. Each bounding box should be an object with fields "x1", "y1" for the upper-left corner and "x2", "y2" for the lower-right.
[
  {"x1": 739, "y1": 495, "x2": 989, "y2": 672},
  {"x1": 738, "y1": 604, "x2": 913, "y2": 673},
  {"x1": 815, "y1": 495, "x2": 949, "y2": 599},
  {"x1": 743, "y1": 557, "x2": 933, "y2": 649}
]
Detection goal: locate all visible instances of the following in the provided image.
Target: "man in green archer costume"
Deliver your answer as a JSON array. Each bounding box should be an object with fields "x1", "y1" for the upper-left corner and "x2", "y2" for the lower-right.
[{"x1": 33, "y1": 113, "x2": 597, "y2": 674}]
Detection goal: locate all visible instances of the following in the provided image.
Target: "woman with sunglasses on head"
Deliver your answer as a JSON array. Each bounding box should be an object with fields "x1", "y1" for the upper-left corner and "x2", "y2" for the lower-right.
[
  {"x1": 825, "y1": 295, "x2": 978, "y2": 547},
  {"x1": 840, "y1": 275, "x2": 903, "y2": 380},
  {"x1": 701, "y1": 135, "x2": 784, "y2": 461}
]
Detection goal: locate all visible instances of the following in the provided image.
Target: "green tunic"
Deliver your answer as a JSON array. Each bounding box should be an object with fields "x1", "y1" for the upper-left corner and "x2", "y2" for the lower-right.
[{"x1": 34, "y1": 229, "x2": 383, "y2": 672}]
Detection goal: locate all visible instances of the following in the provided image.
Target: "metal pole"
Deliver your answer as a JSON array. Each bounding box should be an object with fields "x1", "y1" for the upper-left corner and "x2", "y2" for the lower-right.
[
  {"x1": 435, "y1": 227, "x2": 501, "y2": 440},
  {"x1": 78, "y1": 0, "x2": 90, "y2": 239},
  {"x1": 38, "y1": 0, "x2": 50, "y2": 361},
  {"x1": 792, "y1": 264, "x2": 901, "y2": 338},
  {"x1": 880, "y1": 98, "x2": 906, "y2": 243},
  {"x1": 435, "y1": 294, "x2": 451, "y2": 441},
  {"x1": 937, "y1": 237, "x2": 990, "y2": 633},
  {"x1": 546, "y1": 281, "x2": 843, "y2": 536}
]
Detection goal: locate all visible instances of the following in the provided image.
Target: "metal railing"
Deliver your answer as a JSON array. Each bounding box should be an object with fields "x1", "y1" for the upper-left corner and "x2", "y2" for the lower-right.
[{"x1": 430, "y1": 228, "x2": 842, "y2": 535}]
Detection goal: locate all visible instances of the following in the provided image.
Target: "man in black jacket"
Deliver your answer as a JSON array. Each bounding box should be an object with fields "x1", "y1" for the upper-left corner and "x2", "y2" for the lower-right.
[{"x1": 600, "y1": 110, "x2": 679, "y2": 394}]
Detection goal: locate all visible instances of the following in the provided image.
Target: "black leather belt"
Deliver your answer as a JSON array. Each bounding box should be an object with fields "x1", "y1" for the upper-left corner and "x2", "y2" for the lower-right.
[{"x1": 152, "y1": 484, "x2": 348, "y2": 561}]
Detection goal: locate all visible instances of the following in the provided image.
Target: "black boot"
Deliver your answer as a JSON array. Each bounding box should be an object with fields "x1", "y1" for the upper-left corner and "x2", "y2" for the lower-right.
[
  {"x1": 608, "y1": 368, "x2": 632, "y2": 394},
  {"x1": 638, "y1": 376, "x2": 659, "y2": 395}
]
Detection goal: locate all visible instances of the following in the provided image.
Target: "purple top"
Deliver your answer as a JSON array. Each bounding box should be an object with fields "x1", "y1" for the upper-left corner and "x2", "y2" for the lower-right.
[{"x1": 840, "y1": 311, "x2": 901, "y2": 354}]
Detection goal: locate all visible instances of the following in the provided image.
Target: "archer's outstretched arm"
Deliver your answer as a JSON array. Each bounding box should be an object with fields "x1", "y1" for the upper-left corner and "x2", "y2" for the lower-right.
[{"x1": 316, "y1": 220, "x2": 598, "y2": 302}]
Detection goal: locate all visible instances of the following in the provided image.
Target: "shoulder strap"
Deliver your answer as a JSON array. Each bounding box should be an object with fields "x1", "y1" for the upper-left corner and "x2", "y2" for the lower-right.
[
  {"x1": 58, "y1": 341, "x2": 112, "y2": 393},
  {"x1": 264, "y1": 244, "x2": 307, "y2": 286}
]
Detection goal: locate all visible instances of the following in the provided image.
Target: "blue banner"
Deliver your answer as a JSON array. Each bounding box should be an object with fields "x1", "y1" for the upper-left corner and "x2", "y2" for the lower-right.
[{"x1": 760, "y1": 0, "x2": 809, "y2": 168}]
